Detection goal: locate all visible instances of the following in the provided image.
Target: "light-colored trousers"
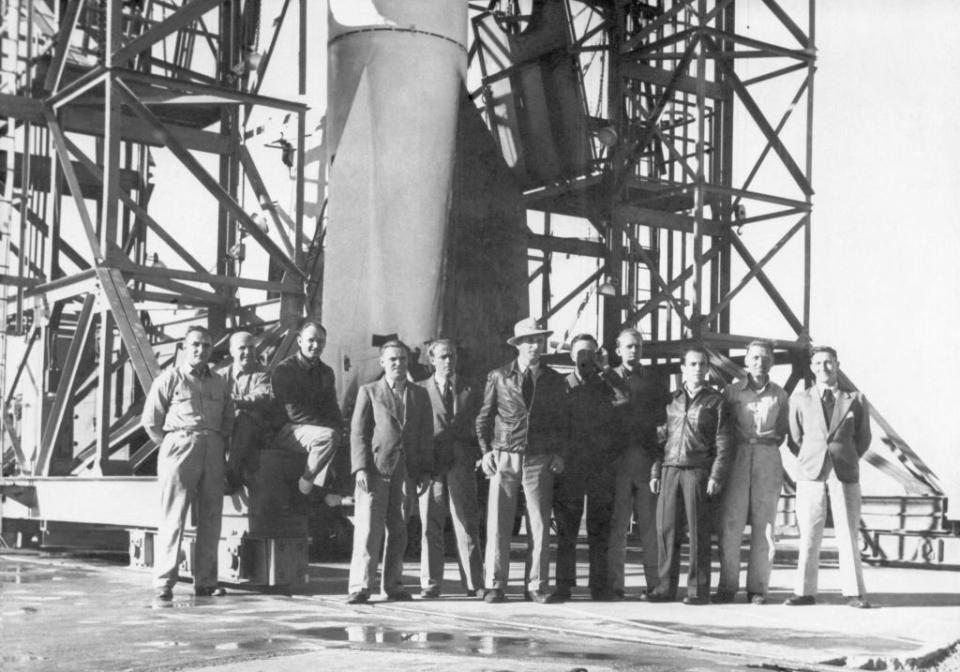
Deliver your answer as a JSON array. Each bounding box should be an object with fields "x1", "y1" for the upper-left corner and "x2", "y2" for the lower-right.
[
  {"x1": 348, "y1": 457, "x2": 415, "y2": 595},
  {"x1": 607, "y1": 447, "x2": 659, "y2": 592},
  {"x1": 155, "y1": 431, "x2": 225, "y2": 591},
  {"x1": 794, "y1": 470, "x2": 866, "y2": 597},
  {"x1": 717, "y1": 441, "x2": 783, "y2": 596},
  {"x1": 484, "y1": 451, "x2": 554, "y2": 593},
  {"x1": 418, "y1": 445, "x2": 484, "y2": 593},
  {"x1": 275, "y1": 423, "x2": 340, "y2": 485}
]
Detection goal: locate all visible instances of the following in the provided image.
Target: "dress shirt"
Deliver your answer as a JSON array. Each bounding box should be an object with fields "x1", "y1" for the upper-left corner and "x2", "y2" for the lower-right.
[
  {"x1": 390, "y1": 379, "x2": 407, "y2": 424},
  {"x1": 724, "y1": 376, "x2": 789, "y2": 445},
  {"x1": 142, "y1": 363, "x2": 234, "y2": 443},
  {"x1": 816, "y1": 384, "x2": 839, "y2": 399}
]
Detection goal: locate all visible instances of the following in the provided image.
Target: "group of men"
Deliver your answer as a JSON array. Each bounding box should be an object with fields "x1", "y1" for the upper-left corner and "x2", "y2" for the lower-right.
[{"x1": 143, "y1": 317, "x2": 873, "y2": 609}]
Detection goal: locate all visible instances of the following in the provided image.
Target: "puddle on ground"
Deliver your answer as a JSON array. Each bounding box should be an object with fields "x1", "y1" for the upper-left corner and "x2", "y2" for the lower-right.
[
  {"x1": 658, "y1": 622, "x2": 912, "y2": 653},
  {"x1": 296, "y1": 626, "x2": 616, "y2": 661},
  {"x1": 0, "y1": 564, "x2": 92, "y2": 584}
]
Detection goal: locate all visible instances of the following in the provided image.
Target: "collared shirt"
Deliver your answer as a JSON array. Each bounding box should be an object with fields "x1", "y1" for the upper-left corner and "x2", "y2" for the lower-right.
[
  {"x1": 389, "y1": 378, "x2": 407, "y2": 424},
  {"x1": 816, "y1": 383, "x2": 839, "y2": 400},
  {"x1": 434, "y1": 375, "x2": 455, "y2": 412},
  {"x1": 141, "y1": 363, "x2": 234, "y2": 444},
  {"x1": 228, "y1": 362, "x2": 283, "y2": 428},
  {"x1": 724, "y1": 376, "x2": 789, "y2": 445},
  {"x1": 229, "y1": 363, "x2": 272, "y2": 412}
]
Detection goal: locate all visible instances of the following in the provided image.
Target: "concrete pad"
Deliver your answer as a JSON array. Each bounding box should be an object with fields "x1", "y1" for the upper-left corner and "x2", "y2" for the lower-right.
[{"x1": 2, "y1": 532, "x2": 959, "y2": 671}]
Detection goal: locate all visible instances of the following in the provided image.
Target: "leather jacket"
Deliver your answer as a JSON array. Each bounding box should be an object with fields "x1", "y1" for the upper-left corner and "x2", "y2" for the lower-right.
[
  {"x1": 475, "y1": 360, "x2": 568, "y2": 457},
  {"x1": 653, "y1": 385, "x2": 734, "y2": 484}
]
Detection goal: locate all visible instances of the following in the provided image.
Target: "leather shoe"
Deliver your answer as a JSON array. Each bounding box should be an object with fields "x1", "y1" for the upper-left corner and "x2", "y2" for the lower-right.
[
  {"x1": 847, "y1": 596, "x2": 872, "y2": 609},
  {"x1": 645, "y1": 591, "x2": 673, "y2": 603},
  {"x1": 524, "y1": 590, "x2": 559, "y2": 604},
  {"x1": 466, "y1": 589, "x2": 478, "y2": 598},
  {"x1": 386, "y1": 590, "x2": 413, "y2": 601},
  {"x1": 682, "y1": 595, "x2": 709, "y2": 605},
  {"x1": 748, "y1": 592, "x2": 767, "y2": 605},
  {"x1": 346, "y1": 591, "x2": 370, "y2": 604},
  {"x1": 553, "y1": 586, "x2": 572, "y2": 602},
  {"x1": 156, "y1": 587, "x2": 173, "y2": 601},
  {"x1": 483, "y1": 588, "x2": 506, "y2": 603},
  {"x1": 194, "y1": 586, "x2": 226, "y2": 597},
  {"x1": 420, "y1": 588, "x2": 441, "y2": 599},
  {"x1": 783, "y1": 594, "x2": 816, "y2": 606},
  {"x1": 711, "y1": 592, "x2": 735, "y2": 604}
]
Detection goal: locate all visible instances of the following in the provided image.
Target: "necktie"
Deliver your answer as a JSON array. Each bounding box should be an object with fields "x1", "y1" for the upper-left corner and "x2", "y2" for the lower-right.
[
  {"x1": 442, "y1": 382, "x2": 454, "y2": 417},
  {"x1": 821, "y1": 388, "x2": 835, "y2": 426},
  {"x1": 394, "y1": 385, "x2": 406, "y2": 425},
  {"x1": 522, "y1": 368, "x2": 534, "y2": 408}
]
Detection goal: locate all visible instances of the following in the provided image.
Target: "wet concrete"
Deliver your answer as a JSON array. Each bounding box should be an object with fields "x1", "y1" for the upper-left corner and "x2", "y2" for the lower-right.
[{"x1": 2, "y1": 539, "x2": 959, "y2": 672}]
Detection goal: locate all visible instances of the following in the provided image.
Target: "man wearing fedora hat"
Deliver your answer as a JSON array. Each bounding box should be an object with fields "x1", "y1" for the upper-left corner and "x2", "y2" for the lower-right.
[{"x1": 476, "y1": 317, "x2": 568, "y2": 604}]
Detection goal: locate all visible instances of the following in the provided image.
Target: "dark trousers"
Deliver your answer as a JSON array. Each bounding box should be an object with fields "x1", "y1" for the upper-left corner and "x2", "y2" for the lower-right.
[
  {"x1": 655, "y1": 465, "x2": 712, "y2": 600},
  {"x1": 553, "y1": 459, "x2": 614, "y2": 592},
  {"x1": 227, "y1": 412, "x2": 266, "y2": 489}
]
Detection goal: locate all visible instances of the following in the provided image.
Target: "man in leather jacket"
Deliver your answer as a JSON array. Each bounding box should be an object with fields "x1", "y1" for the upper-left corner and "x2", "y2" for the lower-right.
[
  {"x1": 476, "y1": 318, "x2": 568, "y2": 604},
  {"x1": 648, "y1": 346, "x2": 733, "y2": 605}
]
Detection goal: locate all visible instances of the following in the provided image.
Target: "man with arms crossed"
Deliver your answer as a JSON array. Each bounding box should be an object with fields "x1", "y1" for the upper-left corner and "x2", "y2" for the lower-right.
[
  {"x1": 142, "y1": 325, "x2": 233, "y2": 600},
  {"x1": 347, "y1": 341, "x2": 434, "y2": 603},
  {"x1": 272, "y1": 321, "x2": 344, "y2": 495},
  {"x1": 715, "y1": 339, "x2": 789, "y2": 605},
  {"x1": 417, "y1": 339, "x2": 484, "y2": 598},
  {"x1": 606, "y1": 328, "x2": 668, "y2": 600},
  {"x1": 649, "y1": 347, "x2": 733, "y2": 605},
  {"x1": 785, "y1": 346, "x2": 872, "y2": 608},
  {"x1": 476, "y1": 317, "x2": 567, "y2": 604},
  {"x1": 224, "y1": 331, "x2": 279, "y2": 494}
]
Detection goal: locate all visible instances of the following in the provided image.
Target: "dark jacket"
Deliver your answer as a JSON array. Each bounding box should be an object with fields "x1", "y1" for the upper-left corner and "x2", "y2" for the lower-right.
[
  {"x1": 475, "y1": 360, "x2": 568, "y2": 458},
  {"x1": 350, "y1": 378, "x2": 434, "y2": 479},
  {"x1": 272, "y1": 352, "x2": 343, "y2": 429},
  {"x1": 606, "y1": 364, "x2": 669, "y2": 454},
  {"x1": 653, "y1": 385, "x2": 734, "y2": 484},
  {"x1": 564, "y1": 371, "x2": 616, "y2": 466},
  {"x1": 419, "y1": 376, "x2": 479, "y2": 474}
]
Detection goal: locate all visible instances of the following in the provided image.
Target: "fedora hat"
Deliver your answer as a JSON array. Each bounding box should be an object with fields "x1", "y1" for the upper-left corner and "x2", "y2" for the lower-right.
[{"x1": 507, "y1": 317, "x2": 553, "y2": 346}]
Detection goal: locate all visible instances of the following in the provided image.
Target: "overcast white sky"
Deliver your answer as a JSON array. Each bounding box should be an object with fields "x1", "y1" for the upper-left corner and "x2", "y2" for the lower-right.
[{"x1": 807, "y1": 2, "x2": 960, "y2": 500}]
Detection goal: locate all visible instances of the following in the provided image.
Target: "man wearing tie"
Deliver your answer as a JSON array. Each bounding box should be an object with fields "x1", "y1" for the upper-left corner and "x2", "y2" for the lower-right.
[
  {"x1": 417, "y1": 339, "x2": 484, "y2": 599},
  {"x1": 785, "y1": 346, "x2": 872, "y2": 608},
  {"x1": 347, "y1": 340, "x2": 434, "y2": 604}
]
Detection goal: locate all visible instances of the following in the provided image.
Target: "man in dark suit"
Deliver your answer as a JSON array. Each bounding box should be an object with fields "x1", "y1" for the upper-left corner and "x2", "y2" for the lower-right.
[
  {"x1": 346, "y1": 340, "x2": 434, "y2": 604},
  {"x1": 785, "y1": 346, "x2": 872, "y2": 608},
  {"x1": 553, "y1": 333, "x2": 616, "y2": 601},
  {"x1": 417, "y1": 339, "x2": 484, "y2": 599}
]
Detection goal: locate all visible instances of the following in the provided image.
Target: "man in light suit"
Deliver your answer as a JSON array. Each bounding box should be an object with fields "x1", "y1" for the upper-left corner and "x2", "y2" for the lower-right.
[
  {"x1": 785, "y1": 346, "x2": 872, "y2": 608},
  {"x1": 347, "y1": 340, "x2": 434, "y2": 604},
  {"x1": 417, "y1": 339, "x2": 484, "y2": 599}
]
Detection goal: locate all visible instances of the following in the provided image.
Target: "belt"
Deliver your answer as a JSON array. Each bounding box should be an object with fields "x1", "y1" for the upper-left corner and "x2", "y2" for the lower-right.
[
  {"x1": 168, "y1": 428, "x2": 220, "y2": 437},
  {"x1": 744, "y1": 437, "x2": 780, "y2": 446}
]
